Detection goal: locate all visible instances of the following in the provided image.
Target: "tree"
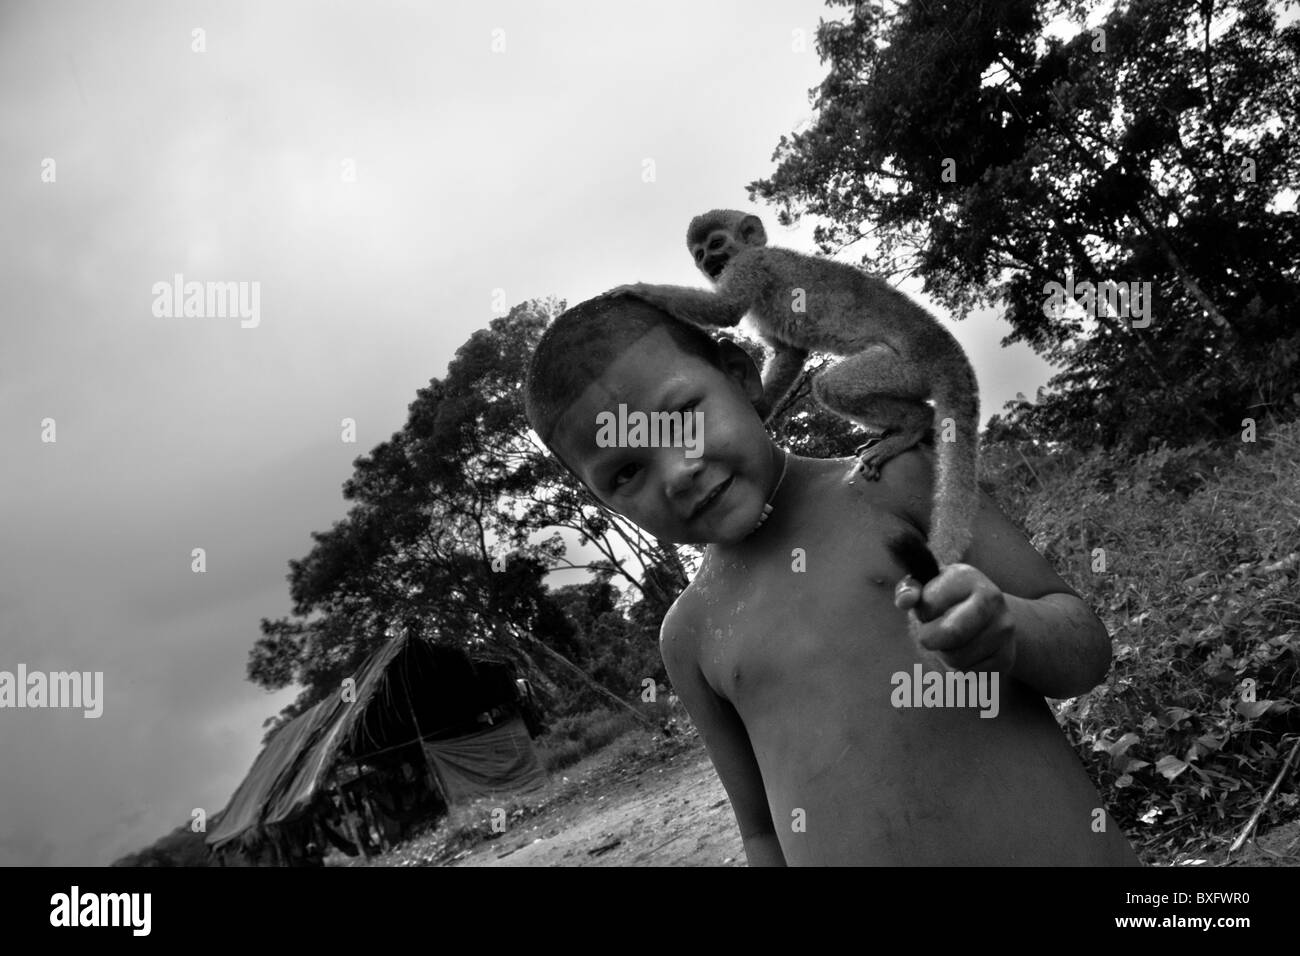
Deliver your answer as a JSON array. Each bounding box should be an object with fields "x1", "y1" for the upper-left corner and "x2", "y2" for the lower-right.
[
  {"x1": 752, "y1": 0, "x2": 1300, "y2": 451},
  {"x1": 249, "y1": 300, "x2": 688, "y2": 731}
]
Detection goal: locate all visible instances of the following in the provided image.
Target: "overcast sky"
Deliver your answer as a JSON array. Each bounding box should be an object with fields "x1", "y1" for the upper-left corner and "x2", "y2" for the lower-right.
[{"x1": 0, "y1": 0, "x2": 1059, "y2": 866}]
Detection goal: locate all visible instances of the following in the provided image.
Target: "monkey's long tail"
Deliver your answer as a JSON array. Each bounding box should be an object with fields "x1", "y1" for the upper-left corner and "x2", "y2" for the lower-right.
[{"x1": 929, "y1": 355, "x2": 980, "y2": 566}]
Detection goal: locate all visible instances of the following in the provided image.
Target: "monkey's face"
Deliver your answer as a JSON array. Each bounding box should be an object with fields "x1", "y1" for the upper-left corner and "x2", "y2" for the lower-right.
[
  {"x1": 691, "y1": 229, "x2": 738, "y2": 282},
  {"x1": 550, "y1": 327, "x2": 778, "y2": 546},
  {"x1": 688, "y1": 212, "x2": 767, "y2": 283}
]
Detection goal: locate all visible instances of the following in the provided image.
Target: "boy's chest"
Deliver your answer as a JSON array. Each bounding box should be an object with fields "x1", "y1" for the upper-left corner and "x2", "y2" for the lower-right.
[{"x1": 692, "y1": 509, "x2": 923, "y2": 706}]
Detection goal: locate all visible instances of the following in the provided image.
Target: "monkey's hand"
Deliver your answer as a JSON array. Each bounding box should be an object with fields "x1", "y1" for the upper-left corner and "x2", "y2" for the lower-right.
[
  {"x1": 605, "y1": 282, "x2": 655, "y2": 299},
  {"x1": 893, "y1": 561, "x2": 1016, "y2": 676},
  {"x1": 603, "y1": 283, "x2": 746, "y2": 328},
  {"x1": 605, "y1": 283, "x2": 686, "y2": 311}
]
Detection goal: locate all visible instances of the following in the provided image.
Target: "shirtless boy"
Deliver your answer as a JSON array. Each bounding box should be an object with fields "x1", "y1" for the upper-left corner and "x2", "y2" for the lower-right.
[{"x1": 524, "y1": 293, "x2": 1140, "y2": 866}]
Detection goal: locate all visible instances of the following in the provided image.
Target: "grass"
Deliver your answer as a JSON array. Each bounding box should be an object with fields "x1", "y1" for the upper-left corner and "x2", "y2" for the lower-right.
[
  {"x1": 535, "y1": 708, "x2": 640, "y2": 773},
  {"x1": 985, "y1": 418, "x2": 1300, "y2": 863}
]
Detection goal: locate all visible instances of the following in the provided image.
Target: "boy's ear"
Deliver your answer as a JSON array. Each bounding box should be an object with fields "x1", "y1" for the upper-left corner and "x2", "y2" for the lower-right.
[{"x1": 715, "y1": 339, "x2": 765, "y2": 406}]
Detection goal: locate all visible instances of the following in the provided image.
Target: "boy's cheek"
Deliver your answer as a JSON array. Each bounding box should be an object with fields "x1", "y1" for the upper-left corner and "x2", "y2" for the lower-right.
[
  {"x1": 627, "y1": 504, "x2": 682, "y2": 539},
  {"x1": 623, "y1": 499, "x2": 704, "y2": 544},
  {"x1": 600, "y1": 491, "x2": 653, "y2": 527}
]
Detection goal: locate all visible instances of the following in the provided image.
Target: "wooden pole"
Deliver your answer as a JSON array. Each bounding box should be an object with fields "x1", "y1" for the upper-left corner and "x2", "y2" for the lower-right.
[
  {"x1": 525, "y1": 635, "x2": 657, "y2": 729},
  {"x1": 330, "y1": 773, "x2": 369, "y2": 859},
  {"x1": 398, "y1": 638, "x2": 451, "y2": 810}
]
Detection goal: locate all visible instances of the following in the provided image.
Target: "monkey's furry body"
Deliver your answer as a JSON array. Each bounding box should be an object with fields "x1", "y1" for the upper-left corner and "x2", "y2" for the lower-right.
[{"x1": 613, "y1": 209, "x2": 980, "y2": 566}]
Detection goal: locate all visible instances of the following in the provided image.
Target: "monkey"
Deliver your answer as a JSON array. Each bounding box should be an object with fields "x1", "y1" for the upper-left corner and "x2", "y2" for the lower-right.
[{"x1": 608, "y1": 209, "x2": 979, "y2": 566}]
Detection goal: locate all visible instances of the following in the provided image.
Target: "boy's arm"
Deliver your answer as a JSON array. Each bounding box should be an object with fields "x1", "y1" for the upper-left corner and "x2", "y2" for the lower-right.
[
  {"x1": 885, "y1": 449, "x2": 1112, "y2": 699},
  {"x1": 961, "y1": 493, "x2": 1113, "y2": 698},
  {"x1": 660, "y1": 601, "x2": 787, "y2": 866}
]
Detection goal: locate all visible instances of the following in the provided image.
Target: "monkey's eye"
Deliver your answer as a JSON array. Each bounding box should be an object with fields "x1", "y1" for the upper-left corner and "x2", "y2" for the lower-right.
[
  {"x1": 694, "y1": 248, "x2": 704, "y2": 263},
  {"x1": 708, "y1": 238, "x2": 724, "y2": 251}
]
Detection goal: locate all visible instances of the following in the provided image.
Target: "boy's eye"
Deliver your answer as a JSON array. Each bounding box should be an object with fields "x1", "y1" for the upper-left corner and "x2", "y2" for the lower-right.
[
  {"x1": 606, "y1": 402, "x2": 699, "y2": 491},
  {"x1": 610, "y1": 462, "x2": 641, "y2": 490},
  {"x1": 670, "y1": 401, "x2": 699, "y2": 442}
]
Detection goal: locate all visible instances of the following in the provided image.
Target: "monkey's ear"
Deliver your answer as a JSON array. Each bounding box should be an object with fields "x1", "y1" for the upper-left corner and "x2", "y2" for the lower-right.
[{"x1": 738, "y1": 215, "x2": 767, "y2": 247}]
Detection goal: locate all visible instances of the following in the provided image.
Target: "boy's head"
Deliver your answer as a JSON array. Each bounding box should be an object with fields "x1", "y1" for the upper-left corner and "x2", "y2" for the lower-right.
[{"x1": 525, "y1": 293, "x2": 781, "y2": 545}]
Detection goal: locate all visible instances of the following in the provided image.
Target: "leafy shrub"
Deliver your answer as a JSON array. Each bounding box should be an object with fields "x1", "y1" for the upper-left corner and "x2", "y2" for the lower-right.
[
  {"x1": 536, "y1": 708, "x2": 639, "y2": 772},
  {"x1": 985, "y1": 420, "x2": 1300, "y2": 861}
]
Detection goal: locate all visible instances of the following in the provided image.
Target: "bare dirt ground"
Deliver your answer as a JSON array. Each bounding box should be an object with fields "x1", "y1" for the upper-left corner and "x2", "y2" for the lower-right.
[
  {"x1": 344, "y1": 729, "x2": 746, "y2": 868},
  {"x1": 455, "y1": 737, "x2": 745, "y2": 867},
  {"x1": 345, "y1": 727, "x2": 1298, "y2": 869}
]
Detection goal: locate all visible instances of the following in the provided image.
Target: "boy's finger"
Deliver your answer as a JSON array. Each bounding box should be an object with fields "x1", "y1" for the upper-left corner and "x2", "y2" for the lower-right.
[
  {"x1": 894, "y1": 576, "x2": 921, "y2": 610},
  {"x1": 917, "y1": 593, "x2": 997, "y2": 653},
  {"x1": 937, "y1": 637, "x2": 1001, "y2": 672},
  {"x1": 900, "y1": 577, "x2": 958, "y2": 625},
  {"x1": 910, "y1": 566, "x2": 983, "y2": 619}
]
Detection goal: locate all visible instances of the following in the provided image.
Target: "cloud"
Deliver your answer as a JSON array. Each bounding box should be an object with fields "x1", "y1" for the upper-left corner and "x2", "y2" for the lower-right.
[{"x1": 0, "y1": 831, "x2": 55, "y2": 868}]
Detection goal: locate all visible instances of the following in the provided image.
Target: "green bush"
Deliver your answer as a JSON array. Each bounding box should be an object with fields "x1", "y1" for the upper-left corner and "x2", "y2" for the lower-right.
[
  {"x1": 535, "y1": 708, "x2": 639, "y2": 773},
  {"x1": 986, "y1": 421, "x2": 1300, "y2": 862}
]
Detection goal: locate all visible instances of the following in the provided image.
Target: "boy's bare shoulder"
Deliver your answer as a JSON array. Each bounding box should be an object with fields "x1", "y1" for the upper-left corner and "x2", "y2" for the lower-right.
[
  {"x1": 871, "y1": 445, "x2": 937, "y2": 534},
  {"x1": 877, "y1": 445, "x2": 1078, "y2": 599},
  {"x1": 658, "y1": 577, "x2": 706, "y2": 666},
  {"x1": 658, "y1": 557, "x2": 744, "y2": 677}
]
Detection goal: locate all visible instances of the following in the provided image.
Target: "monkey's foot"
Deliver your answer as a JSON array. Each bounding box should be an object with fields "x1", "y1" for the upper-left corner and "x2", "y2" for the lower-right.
[
  {"x1": 853, "y1": 434, "x2": 918, "y2": 481},
  {"x1": 853, "y1": 438, "x2": 888, "y2": 480}
]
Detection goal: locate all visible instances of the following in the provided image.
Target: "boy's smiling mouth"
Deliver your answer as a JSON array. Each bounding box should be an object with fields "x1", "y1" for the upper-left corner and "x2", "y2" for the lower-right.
[{"x1": 690, "y1": 475, "x2": 735, "y2": 520}]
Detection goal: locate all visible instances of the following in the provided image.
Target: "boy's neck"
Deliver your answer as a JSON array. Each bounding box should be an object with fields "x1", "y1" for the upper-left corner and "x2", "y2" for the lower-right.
[
  {"x1": 750, "y1": 446, "x2": 791, "y2": 533},
  {"x1": 706, "y1": 451, "x2": 830, "y2": 559}
]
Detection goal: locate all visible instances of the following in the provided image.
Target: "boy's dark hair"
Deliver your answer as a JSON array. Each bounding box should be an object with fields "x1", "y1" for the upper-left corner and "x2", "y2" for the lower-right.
[{"x1": 524, "y1": 293, "x2": 723, "y2": 448}]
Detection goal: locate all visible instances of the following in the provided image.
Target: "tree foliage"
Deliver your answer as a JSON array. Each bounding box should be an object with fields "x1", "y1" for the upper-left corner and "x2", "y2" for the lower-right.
[
  {"x1": 752, "y1": 0, "x2": 1300, "y2": 451},
  {"x1": 249, "y1": 300, "x2": 689, "y2": 734}
]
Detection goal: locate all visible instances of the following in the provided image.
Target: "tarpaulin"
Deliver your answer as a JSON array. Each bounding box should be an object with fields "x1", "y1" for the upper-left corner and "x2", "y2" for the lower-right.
[
  {"x1": 207, "y1": 633, "x2": 534, "y2": 853},
  {"x1": 208, "y1": 635, "x2": 412, "y2": 850},
  {"x1": 205, "y1": 698, "x2": 334, "y2": 851},
  {"x1": 422, "y1": 715, "x2": 546, "y2": 803}
]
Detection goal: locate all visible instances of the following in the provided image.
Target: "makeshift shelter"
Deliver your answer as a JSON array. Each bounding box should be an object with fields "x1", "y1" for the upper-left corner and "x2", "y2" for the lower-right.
[
  {"x1": 206, "y1": 634, "x2": 545, "y2": 864},
  {"x1": 203, "y1": 698, "x2": 334, "y2": 860}
]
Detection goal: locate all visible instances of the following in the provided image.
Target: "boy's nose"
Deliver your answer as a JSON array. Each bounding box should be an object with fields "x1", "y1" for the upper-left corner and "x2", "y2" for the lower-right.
[{"x1": 663, "y1": 454, "x2": 705, "y2": 498}]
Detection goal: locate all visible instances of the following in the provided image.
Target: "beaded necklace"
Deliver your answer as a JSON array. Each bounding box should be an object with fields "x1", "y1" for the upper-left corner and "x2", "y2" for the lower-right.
[{"x1": 750, "y1": 448, "x2": 790, "y2": 533}]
